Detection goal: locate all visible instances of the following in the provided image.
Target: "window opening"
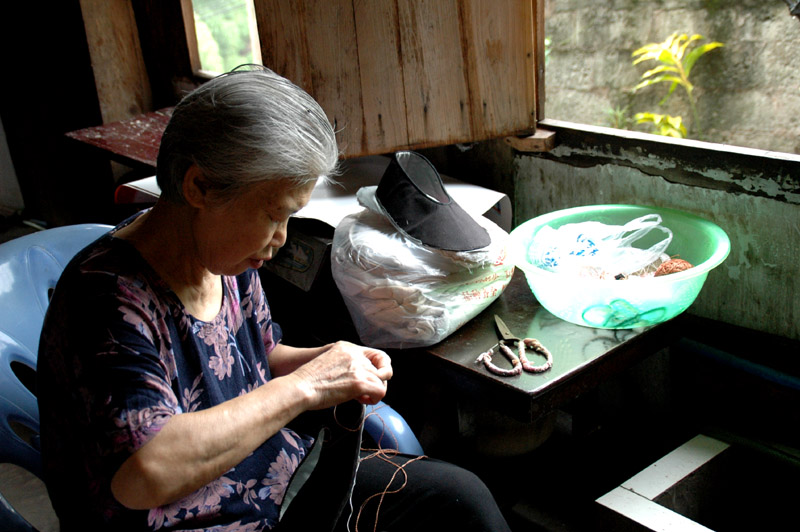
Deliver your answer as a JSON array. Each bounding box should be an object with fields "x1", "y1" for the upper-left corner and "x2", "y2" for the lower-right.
[
  {"x1": 185, "y1": 0, "x2": 262, "y2": 76},
  {"x1": 544, "y1": 1, "x2": 800, "y2": 155}
]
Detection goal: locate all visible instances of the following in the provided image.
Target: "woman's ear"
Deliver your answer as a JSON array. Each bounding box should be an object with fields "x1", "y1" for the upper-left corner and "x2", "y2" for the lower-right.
[{"x1": 182, "y1": 164, "x2": 209, "y2": 208}]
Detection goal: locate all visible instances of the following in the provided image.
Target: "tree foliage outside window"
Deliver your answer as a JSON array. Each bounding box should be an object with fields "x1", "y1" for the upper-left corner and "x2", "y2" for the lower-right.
[{"x1": 192, "y1": 0, "x2": 260, "y2": 74}]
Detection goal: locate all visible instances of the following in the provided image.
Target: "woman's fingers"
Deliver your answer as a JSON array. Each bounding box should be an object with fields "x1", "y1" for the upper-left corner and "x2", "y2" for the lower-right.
[
  {"x1": 292, "y1": 341, "x2": 392, "y2": 409},
  {"x1": 364, "y1": 349, "x2": 393, "y2": 381}
]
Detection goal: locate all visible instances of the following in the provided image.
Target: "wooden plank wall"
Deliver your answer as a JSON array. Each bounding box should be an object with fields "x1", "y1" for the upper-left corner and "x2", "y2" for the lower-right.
[
  {"x1": 79, "y1": 0, "x2": 152, "y2": 124},
  {"x1": 255, "y1": 0, "x2": 539, "y2": 158}
]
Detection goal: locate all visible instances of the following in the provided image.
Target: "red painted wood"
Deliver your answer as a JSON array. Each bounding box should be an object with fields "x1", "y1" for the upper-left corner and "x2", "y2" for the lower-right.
[{"x1": 65, "y1": 107, "x2": 173, "y2": 170}]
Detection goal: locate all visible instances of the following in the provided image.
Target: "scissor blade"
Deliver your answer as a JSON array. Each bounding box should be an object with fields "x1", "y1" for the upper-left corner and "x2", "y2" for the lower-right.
[{"x1": 494, "y1": 315, "x2": 516, "y2": 342}]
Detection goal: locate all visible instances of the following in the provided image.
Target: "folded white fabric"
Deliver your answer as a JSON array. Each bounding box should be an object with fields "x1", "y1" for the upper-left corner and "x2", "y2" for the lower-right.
[{"x1": 332, "y1": 189, "x2": 514, "y2": 349}]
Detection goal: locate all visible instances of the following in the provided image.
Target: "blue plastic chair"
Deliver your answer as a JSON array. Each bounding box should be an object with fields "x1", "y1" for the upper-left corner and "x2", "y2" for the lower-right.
[
  {"x1": 364, "y1": 402, "x2": 424, "y2": 455},
  {"x1": 0, "y1": 223, "x2": 112, "y2": 531}
]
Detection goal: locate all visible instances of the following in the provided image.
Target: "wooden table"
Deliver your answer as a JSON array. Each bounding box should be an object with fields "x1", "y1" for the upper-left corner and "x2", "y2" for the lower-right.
[{"x1": 413, "y1": 269, "x2": 682, "y2": 423}]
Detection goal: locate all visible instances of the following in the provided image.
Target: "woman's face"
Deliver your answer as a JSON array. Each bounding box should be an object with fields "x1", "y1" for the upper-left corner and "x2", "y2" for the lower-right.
[{"x1": 192, "y1": 177, "x2": 317, "y2": 276}]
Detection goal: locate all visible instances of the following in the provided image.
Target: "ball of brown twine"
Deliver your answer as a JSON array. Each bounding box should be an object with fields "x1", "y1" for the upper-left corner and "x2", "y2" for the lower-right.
[{"x1": 654, "y1": 258, "x2": 693, "y2": 277}]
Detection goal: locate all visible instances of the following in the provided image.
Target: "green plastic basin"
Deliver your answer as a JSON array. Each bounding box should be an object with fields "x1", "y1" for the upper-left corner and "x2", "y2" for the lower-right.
[{"x1": 509, "y1": 204, "x2": 731, "y2": 329}]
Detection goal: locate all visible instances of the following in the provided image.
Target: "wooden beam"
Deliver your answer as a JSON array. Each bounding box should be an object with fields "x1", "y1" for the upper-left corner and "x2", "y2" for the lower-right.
[
  {"x1": 79, "y1": 0, "x2": 152, "y2": 123},
  {"x1": 504, "y1": 127, "x2": 556, "y2": 152}
]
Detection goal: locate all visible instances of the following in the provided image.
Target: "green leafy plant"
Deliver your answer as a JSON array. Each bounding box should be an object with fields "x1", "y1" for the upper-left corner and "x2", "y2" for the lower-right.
[
  {"x1": 605, "y1": 105, "x2": 633, "y2": 130},
  {"x1": 631, "y1": 32, "x2": 723, "y2": 138},
  {"x1": 634, "y1": 112, "x2": 687, "y2": 138}
]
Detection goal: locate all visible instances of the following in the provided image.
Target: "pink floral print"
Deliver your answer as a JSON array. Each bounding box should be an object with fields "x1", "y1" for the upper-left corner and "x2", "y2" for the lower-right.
[
  {"x1": 148, "y1": 476, "x2": 238, "y2": 529},
  {"x1": 209, "y1": 349, "x2": 235, "y2": 380}
]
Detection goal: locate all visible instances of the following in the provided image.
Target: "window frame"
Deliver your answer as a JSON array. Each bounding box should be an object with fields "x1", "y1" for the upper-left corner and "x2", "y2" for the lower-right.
[{"x1": 534, "y1": 118, "x2": 800, "y2": 205}]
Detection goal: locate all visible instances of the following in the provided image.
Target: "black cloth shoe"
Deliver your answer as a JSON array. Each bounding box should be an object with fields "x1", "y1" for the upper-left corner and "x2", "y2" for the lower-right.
[{"x1": 375, "y1": 151, "x2": 491, "y2": 251}]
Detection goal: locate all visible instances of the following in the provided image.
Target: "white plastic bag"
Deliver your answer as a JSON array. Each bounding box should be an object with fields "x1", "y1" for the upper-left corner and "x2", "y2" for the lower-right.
[
  {"x1": 528, "y1": 214, "x2": 672, "y2": 278},
  {"x1": 332, "y1": 208, "x2": 513, "y2": 349}
]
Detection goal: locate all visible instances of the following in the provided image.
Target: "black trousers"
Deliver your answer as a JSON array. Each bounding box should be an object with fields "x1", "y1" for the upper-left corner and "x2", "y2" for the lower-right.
[
  {"x1": 335, "y1": 451, "x2": 512, "y2": 532},
  {"x1": 279, "y1": 402, "x2": 511, "y2": 532}
]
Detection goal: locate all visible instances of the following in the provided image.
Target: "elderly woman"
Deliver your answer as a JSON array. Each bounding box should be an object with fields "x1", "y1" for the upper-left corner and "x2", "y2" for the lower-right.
[{"x1": 37, "y1": 67, "x2": 511, "y2": 532}]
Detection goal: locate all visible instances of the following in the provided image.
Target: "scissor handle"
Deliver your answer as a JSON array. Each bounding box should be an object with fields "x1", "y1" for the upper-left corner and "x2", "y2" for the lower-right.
[
  {"x1": 518, "y1": 338, "x2": 553, "y2": 373},
  {"x1": 476, "y1": 344, "x2": 522, "y2": 377}
]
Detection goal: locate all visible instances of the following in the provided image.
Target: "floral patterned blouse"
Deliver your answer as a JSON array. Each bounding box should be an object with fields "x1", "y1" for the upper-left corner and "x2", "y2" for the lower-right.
[{"x1": 37, "y1": 225, "x2": 313, "y2": 531}]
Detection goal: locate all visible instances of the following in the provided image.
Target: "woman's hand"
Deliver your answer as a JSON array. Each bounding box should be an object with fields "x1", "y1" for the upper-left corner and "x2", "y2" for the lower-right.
[{"x1": 288, "y1": 341, "x2": 393, "y2": 409}]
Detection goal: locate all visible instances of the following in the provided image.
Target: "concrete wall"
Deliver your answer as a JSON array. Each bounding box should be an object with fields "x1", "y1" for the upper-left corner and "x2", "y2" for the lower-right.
[{"x1": 544, "y1": 0, "x2": 800, "y2": 154}]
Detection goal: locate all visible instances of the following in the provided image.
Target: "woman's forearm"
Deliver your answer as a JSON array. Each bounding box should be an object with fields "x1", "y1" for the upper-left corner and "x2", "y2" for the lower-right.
[
  {"x1": 268, "y1": 342, "x2": 332, "y2": 376},
  {"x1": 112, "y1": 341, "x2": 391, "y2": 510},
  {"x1": 110, "y1": 372, "x2": 312, "y2": 510}
]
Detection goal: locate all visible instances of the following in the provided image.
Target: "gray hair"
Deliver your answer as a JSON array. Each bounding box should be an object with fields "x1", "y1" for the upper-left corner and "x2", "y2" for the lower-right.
[{"x1": 156, "y1": 65, "x2": 339, "y2": 203}]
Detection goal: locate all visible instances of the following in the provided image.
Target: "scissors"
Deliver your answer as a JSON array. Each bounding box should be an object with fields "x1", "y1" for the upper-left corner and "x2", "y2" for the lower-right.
[{"x1": 476, "y1": 315, "x2": 553, "y2": 377}]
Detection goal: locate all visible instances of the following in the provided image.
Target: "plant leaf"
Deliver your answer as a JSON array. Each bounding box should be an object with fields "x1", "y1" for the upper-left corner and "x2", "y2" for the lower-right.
[
  {"x1": 677, "y1": 34, "x2": 703, "y2": 61},
  {"x1": 668, "y1": 33, "x2": 688, "y2": 58},
  {"x1": 641, "y1": 65, "x2": 679, "y2": 79},
  {"x1": 658, "y1": 81, "x2": 680, "y2": 106},
  {"x1": 632, "y1": 74, "x2": 684, "y2": 92},
  {"x1": 632, "y1": 44, "x2": 664, "y2": 63},
  {"x1": 684, "y1": 42, "x2": 724, "y2": 77},
  {"x1": 657, "y1": 48, "x2": 678, "y2": 66},
  {"x1": 635, "y1": 112, "x2": 686, "y2": 138},
  {"x1": 634, "y1": 111, "x2": 655, "y2": 121},
  {"x1": 632, "y1": 43, "x2": 659, "y2": 56}
]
